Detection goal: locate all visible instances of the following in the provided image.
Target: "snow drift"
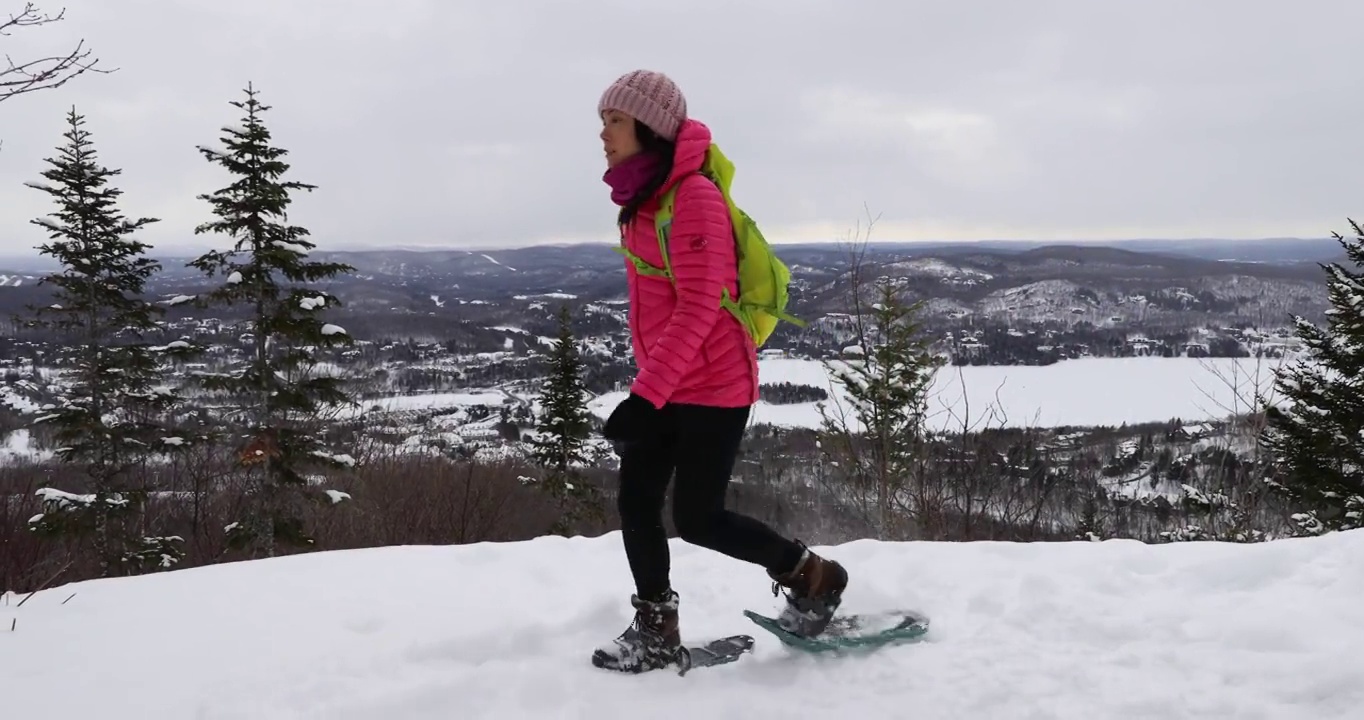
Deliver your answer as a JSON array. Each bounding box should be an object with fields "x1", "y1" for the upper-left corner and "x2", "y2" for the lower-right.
[{"x1": 3, "y1": 530, "x2": 1361, "y2": 719}]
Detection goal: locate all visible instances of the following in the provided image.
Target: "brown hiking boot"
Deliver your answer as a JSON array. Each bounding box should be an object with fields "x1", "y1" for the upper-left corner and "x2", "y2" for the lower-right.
[
  {"x1": 768, "y1": 544, "x2": 848, "y2": 637},
  {"x1": 591, "y1": 589, "x2": 685, "y2": 673}
]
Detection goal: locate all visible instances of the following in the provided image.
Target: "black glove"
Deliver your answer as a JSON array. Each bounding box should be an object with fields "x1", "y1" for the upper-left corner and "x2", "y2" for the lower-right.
[{"x1": 602, "y1": 393, "x2": 658, "y2": 447}]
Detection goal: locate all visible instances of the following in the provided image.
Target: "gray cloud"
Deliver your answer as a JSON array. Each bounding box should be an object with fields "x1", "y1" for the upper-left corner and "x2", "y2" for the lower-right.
[{"x1": 2, "y1": 0, "x2": 1362, "y2": 256}]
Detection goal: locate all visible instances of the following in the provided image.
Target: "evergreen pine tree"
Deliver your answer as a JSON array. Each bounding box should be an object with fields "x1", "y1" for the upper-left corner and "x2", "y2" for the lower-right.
[
  {"x1": 22, "y1": 107, "x2": 191, "y2": 576},
  {"x1": 185, "y1": 84, "x2": 358, "y2": 557},
  {"x1": 819, "y1": 277, "x2": 944, "y2": 537},
  {"x1": 528, "y1": 303, "x2": 600, "y2": 533},
  {"x1": 1260, "y1": 222, "x2": 1364, "y2": 535}
]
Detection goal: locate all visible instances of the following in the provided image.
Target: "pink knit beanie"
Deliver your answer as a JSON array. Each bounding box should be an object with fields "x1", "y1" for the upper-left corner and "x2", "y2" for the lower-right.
[{"x1": 598, "y1": 69, "x2": 687, "y2": 142}]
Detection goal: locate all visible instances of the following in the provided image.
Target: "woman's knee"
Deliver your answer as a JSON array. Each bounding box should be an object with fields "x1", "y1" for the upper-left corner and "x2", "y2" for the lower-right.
[
  {"x1": 616, "y1": 458, "x2": 671, "y2": 527},
  {"x1": 672, "y1": 492, "x2": 728, "y2": 545},
  {"x1": 617, "y1": 481, "x2": 660, "y2": 527},
  {"x1": 673, "y1": 510, "x2": 715, "y2": 546}
]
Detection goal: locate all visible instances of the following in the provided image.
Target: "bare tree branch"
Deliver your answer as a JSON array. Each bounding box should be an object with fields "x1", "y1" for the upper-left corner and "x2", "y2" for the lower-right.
[{"x1": 1, "y1": 3, "x2": 111, "y2": 104}]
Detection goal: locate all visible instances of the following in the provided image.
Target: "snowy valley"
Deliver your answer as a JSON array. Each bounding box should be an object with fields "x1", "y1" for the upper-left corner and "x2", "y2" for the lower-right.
[
  {"x1": 0, "y1": 238, "x2": 1334, "y2": 583},
  {"x1": 1, "y1": 236, "x2": 1358, "y2": 719}
]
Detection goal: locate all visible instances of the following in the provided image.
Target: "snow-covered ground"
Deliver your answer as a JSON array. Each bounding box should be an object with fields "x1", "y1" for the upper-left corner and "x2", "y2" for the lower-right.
[
  {"x1": 590, "y1": 355, "x2": 1289, "y2": 431},
  {"x1": 3, "y1": 529, "x2": 1359, "y2": 719}
]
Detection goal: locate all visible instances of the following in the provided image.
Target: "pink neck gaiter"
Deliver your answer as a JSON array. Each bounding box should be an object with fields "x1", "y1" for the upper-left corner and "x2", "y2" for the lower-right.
[{"x1": 603, "y1": 151, "x2": 664, "y2": 206}]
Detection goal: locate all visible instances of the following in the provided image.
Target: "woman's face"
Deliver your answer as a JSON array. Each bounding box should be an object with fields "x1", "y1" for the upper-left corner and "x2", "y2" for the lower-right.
[{"x1": 600, "y1": 109, "x2": 641, "y2": 168}]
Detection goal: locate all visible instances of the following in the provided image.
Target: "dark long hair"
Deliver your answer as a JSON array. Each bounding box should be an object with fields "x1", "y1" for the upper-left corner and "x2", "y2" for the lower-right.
[{"x1": 617, "y1": 119, "x2": 676, "y2": 226}]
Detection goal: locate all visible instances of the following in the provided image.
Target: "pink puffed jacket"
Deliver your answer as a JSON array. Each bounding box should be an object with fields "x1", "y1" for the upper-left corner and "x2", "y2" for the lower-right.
[{"x1": 618, "y1": 118, "x2": 759, "y2": 410}]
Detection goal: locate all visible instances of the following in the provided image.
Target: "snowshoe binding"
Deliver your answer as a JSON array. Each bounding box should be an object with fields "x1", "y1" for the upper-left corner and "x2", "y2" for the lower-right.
[{"x1": 767, "y1": 543, "x2": 848, "y2": 638}]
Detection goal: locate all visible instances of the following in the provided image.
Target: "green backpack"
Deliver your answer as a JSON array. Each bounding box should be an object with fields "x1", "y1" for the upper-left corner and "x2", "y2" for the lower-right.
[{"x1": 614, "y1": 142, "x2": 804, "y2": 347}]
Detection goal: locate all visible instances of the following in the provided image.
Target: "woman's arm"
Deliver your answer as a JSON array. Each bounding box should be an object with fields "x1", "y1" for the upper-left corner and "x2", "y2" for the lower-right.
[{"x1": 629, "y1": 173, "x2": 732, "y2": 408}]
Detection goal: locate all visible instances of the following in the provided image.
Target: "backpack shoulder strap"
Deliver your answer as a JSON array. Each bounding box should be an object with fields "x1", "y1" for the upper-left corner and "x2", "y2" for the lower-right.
[
  {"x1": 652, "y1": 171, "x2": 717, "y2": 279},
  {"x1": 654, "y1": 182, "x2": 680, "y2": 280}
]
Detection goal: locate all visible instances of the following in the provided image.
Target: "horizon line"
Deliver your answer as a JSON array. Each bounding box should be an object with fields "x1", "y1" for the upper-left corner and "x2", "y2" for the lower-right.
[{"x1": 0, "y1": 234, "x2": 1339, "y2": 260}]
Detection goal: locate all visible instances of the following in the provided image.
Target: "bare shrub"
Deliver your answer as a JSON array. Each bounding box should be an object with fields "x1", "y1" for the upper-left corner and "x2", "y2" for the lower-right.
[{"x1": 2, "y1": 445, "x2": 619, "y2": 594}]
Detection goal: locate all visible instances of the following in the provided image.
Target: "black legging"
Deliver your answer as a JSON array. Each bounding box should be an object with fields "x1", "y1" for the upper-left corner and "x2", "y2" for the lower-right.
[{"x1": 615, "y1": 402, "x2": 805, "y2": 601}]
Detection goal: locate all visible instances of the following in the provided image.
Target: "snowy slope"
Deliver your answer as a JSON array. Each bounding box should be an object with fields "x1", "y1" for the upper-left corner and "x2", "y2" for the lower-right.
[{"x1": 3, "y1": 531, "x2": 1361, "y2": 719}]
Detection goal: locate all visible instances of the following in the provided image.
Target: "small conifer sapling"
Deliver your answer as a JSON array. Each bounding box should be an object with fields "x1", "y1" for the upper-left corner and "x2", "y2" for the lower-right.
[{"x1": 529, "y1": 303, "x2": 601, "y2": 533}]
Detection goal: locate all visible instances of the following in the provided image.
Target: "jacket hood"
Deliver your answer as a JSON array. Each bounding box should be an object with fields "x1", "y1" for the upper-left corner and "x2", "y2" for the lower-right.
[{"x1": 653, "y1": 118, "x2": 712, "y2": 199}]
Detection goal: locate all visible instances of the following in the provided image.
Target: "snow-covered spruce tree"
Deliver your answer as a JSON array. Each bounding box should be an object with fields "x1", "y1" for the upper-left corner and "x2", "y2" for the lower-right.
[
  {"x1": 819, "y1": 276, "x2": 943, "y2": 538},
  {"x1": 22, "y1": 107, "x2": 193, "y2": 576},
  {"x1": 1259, "y1": 222, "x2": 1364, "y2": 535},
  {"x1": 185, "y1": 84, "x2": 357, "y2": 557},
  {"x1": 527, "y1": 303, "x2": 602, "y2": 533}
]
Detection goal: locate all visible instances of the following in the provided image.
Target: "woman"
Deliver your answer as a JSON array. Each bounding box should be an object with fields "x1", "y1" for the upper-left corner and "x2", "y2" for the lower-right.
[{"x1": 591, "y1": 69, "x2": 848, "y2": 673}]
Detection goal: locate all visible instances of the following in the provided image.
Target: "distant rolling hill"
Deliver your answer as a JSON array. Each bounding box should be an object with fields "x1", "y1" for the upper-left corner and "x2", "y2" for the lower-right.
[{"x1": 0, "y1": 238, "x2": 1342, "y2": 341}]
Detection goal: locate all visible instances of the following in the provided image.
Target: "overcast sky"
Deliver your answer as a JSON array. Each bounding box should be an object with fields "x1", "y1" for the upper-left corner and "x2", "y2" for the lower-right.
[{"x1": 1, "y1": 0, "x2": 1361, "y2": 255}]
